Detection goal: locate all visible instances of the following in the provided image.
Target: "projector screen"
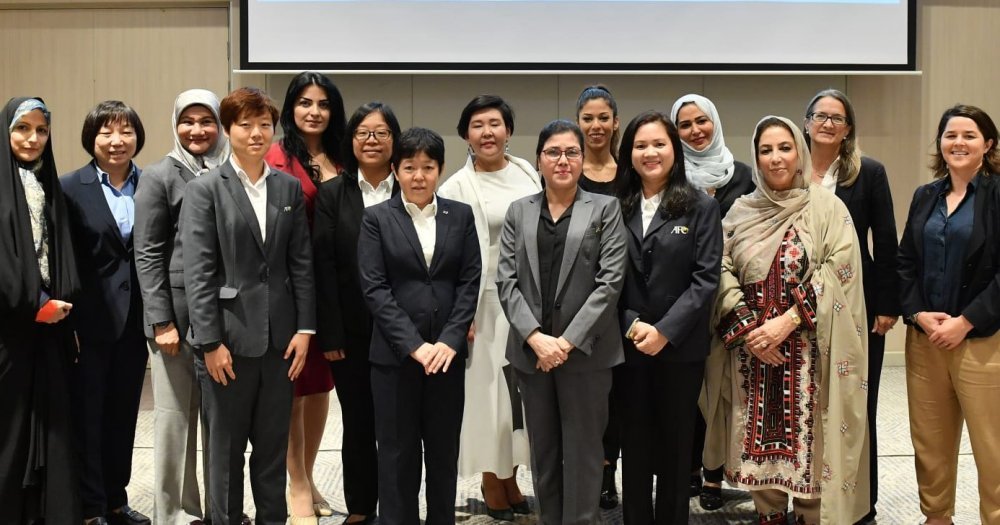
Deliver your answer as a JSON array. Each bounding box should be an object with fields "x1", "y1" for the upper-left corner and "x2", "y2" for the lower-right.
[{"x1": 240, "y1": 0, "x2": 915, "y2": 72}]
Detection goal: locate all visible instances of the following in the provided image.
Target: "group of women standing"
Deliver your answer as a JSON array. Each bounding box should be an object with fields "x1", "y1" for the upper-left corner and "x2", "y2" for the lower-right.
[{"x1": 2, "y1": 73, "x2": 999, "y2": 525}]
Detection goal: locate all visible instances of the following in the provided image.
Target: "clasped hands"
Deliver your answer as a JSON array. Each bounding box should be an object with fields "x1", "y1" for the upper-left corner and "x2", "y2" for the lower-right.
[
  {"x1": 744, "y1": 313, "x2": 796, "y2": 366},
  {"x1": 411, "y1": 342, "x2": 457, "y2": 375},
  {"x1": 205, "y1": 332, "x2": 310, "y2": 386},
  {"x1": 915, "y1": 312, "x2": 973, "y2": 350},
  {"x1": 528, "y1": 331, "x2": 573, "y2": 372}
]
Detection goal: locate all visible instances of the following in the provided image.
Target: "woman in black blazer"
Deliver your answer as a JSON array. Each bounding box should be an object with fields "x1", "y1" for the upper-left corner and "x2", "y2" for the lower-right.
[
  {"x1": 60, "y1": 101, "x2": 150, "y2": 525},
  {"x1": 803, "y1": 89, "x2": 900, "y2": 523},
  {"x1": 613, "y1": 111, "x2": 723, "y2": 525},
  {"x1": 313, "y1": 102, "x2": 401, "y2": 525},
  {"x1": 898, "y1": 104, "x2": 1000, "y2": 525}
]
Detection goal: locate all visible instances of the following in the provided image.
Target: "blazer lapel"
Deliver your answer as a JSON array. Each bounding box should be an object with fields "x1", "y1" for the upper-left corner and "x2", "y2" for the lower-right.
[
  {"x1": 644, "y1": 208, "x2": 669, "y2": 238},
  {"x1": 965, "y1": 177, "x2": 989, "y2": 263},
  {"x1": 555, "y1": 192, "x2": 593, "y2": 298},
  {"x1": 223, "y1": 165, "x2": 266, "y2": 255},
  {"x1": 911, "y1": 180, "x2": 943, "y2": 262},
  {"x1": 429, "y1": 201, "x2": 452, "y2": 273},
  {"x1": 264, "y1": 174, "x2": 281, "y2": 254},
  {"x1": 81, "y1": 163, "x2": 128, "y2": 253},
  {"x1": 835, "y1": 180, "x2": 857, "y2": 207},
  {"x1": 523, "y1": 193, "x2": 542, "y2": 296},
  {"x1": 389, "y1": 196, "x2": 428, "y2": 270},
  {"x1": 626, "y1": 209, "x2": 643, "y2": 269}
]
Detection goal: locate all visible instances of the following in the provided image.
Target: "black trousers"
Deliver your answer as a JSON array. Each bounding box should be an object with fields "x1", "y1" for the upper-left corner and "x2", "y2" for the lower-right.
[
  {"x1": 72, "y1": 322, "x2": 147, "y2": 518},
  {"x1": 619, "y1": 359, "x2": 705, "y2": 525},
  {"x1": 602, "y1": 364, "x2": 624, "y2": 467},
  {"x1": 330, "y1": 352, "x2": 379, "y2": 516},
  {"x1": 371, "y1": 358, "x2": 466, "y2": 525},
  {"x1": 865, "y1": 319, "x2": 886, "y2": 515},
  {"x1": 197, "y1": 346, "x2": 293, "y2": 525}
]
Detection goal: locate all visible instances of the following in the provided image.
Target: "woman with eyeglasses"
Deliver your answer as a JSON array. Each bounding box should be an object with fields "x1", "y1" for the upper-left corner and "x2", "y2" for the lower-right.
[
  {"x1": 439, "y1": 94, "x2": 540, "y2": 521},
  {"x1": 803, "y1": 89, "x2": 900, "y2": 524},
  {"x1": 898, "y1": 104, "x2": 1000, "y2": 525},
  {"x1": 314, "y1": 101, "x2": 401, "y2": 525},
  {"x1": 497, "y1": 119, "x2": 627, "y2": 525},
  {"x1": 264, "y1": 72, "x2": 346, "y2": 521},
  {"x1": 613, "y1": 111, "x2": 722, "y2": 524}
]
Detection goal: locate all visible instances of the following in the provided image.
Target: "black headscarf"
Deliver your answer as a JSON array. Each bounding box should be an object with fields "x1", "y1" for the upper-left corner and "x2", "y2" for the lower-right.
[{"x1": 0, "y1": 97, "x2": 80, "y2": 324}]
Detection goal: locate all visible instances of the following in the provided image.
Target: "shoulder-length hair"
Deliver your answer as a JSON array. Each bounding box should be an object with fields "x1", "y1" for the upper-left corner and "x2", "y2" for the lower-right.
[
  {"x1": 342, "y1": 101, "x2": 402, "y2": 176},
  {"x1": 803, "y1": 88, "x2": 861, "y2": 186},
  {"x1": 279, "y1": 72, "x2": 347, "y2": 182},
  {"x1": 614, "y1": 111, "x2": 696, "y2": 220},
  {"x1": 931, "y1": 104, "x2": 1000, "y2": 178},
  {"x1": 81, "y1": 100, "x2": 145, "y2": 158}
]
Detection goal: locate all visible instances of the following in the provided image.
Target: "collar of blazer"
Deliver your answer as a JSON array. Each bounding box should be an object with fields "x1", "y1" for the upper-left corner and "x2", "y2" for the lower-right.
[
  {"x1": 911, "y1": 174, "x2": 991, "y2": 264},
  {"x1": 220, "y1": 162, "x2": 282, "y2": 256},
  {"x1": 75, "y1": 161, "x2": 138, "y2": 252},
  {"x1": 388, "y1": 193, "x2": 452, "y2": 273},
  {"x1": 523, "y1": 188, "x2": 595, "y2": 298},
  {"x1": 624, "y1": 197, "x2": 671, "y2": 244}
]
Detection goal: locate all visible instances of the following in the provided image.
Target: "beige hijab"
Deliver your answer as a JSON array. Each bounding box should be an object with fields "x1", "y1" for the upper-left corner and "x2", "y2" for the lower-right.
[{"x1": 722, "y1": 116, "x2": 813, "y2": 283}]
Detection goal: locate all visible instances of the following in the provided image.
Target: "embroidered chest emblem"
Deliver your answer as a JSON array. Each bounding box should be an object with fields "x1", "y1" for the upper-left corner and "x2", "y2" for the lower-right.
[{"x1": 671, "y1": 226, "x2": 689, "y2": 235}]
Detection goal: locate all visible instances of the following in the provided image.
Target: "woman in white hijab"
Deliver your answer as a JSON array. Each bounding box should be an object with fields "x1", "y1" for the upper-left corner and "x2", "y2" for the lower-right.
[
  {"x1": 670, "y1": 93, "x2": 756, "y2": 510},
  {"x1": 709, "y1": 116, "x2": 869, "y2": 524},
  {"x1": 133, "y1": 89, "x2": 230, "y2": 525}
]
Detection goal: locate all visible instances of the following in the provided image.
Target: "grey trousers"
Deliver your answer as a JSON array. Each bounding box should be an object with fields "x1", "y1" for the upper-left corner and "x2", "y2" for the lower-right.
[{"x1": 149, "y1": 340, "x2": 210, "y2": 525}]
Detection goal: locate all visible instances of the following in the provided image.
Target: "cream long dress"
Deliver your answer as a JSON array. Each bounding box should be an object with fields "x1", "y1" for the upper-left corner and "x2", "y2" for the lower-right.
[{"x1": 438, "y1": 154, "x2": 541, "y2": 478}]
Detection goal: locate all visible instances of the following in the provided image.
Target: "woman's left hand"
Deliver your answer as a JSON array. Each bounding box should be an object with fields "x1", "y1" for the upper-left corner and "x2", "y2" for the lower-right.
[
  {"x1": 631, "y1": 322, "x2": 668, "y2": 356},
  {"x1": 871, "y1": 315, "x2": 898, "y2": 336},
  {"x1": 745, "y1": 314, "x2": 795, "y2": 364},
  {"x1": 927, "y1": 315, "x2": 973, "y2": 350}
]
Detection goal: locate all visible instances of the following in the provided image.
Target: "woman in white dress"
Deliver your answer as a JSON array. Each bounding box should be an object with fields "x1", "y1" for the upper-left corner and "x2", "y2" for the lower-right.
[{"x1": 438, "y1": 94, "x2": 541, "y2": 520}]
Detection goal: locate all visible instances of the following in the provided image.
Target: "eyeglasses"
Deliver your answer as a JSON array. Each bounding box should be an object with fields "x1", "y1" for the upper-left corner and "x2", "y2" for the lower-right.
[
  {"x1": 541, "y1": 147, "x2": 583, "y2": 161},
  {"x1": 808, "y1": 113, "x2": 848, "y2": 126},
  {"x1": 354, "y1": 128, "x2": 392, "y2": 141}
]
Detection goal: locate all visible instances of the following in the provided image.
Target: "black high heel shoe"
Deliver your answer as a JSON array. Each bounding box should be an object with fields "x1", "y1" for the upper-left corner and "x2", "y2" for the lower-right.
[
  {"x1": 699, "y1": 484, "x2": 723, "y2": 510},
  {"x1": 599, "y1": 464, "x2": 619, "y2": 509},
  {"x1": 480, "y1": 484, "x2": 515, "y2": 521}
]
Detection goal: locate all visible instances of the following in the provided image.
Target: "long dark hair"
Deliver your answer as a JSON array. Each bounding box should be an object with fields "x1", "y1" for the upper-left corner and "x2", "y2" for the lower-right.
[
  {"x1": 278, "y1": 72, "x2": 347, "y2": 182},
  {"x1": 342, "y1": 101, "x2": 402, "y2": 177},
  {"x1": 931, "y1": 104, "x2": 1000, "y2": 178},
  {"x1": 614, "y1": 111, "x2": 696, "y2": 220},
  {"x1": 576, "y1": 84, "x2": 620, "y2": 158}
]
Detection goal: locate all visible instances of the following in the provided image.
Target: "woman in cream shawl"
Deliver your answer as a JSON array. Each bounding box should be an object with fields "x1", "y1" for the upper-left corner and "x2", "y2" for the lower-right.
[{"x1": 708, "y1": 116, "x2": 869, "y2": 524}]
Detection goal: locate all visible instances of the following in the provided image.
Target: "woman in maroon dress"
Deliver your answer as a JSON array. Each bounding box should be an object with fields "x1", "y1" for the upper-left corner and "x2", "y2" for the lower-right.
[{"x1": 264, "y1": 72, "x2": 347, "y2": 521}]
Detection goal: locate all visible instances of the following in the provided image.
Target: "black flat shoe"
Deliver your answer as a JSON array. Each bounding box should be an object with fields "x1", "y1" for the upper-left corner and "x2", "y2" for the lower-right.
[
  {"x1": 107, "y1": 505, "x2": 151, "y2": 525},
  {"x1": 480, "y1": 484, "x2": 515, "y2": 522},
  {"x1": 342, "y1": 514, "x2": 376, "y2": 525},
  {"x1": 510, "y1": 499, "x2": 531, "y2": 515},
  {"x1": 689, "y1": 473, "x2": 703, "y2": 498},
  {"x1": 699, "y1": 485, "x2": 723, "y2": 511},
  {"x1": 599, "y1": 464, "x2": 619, "y2": 510}
]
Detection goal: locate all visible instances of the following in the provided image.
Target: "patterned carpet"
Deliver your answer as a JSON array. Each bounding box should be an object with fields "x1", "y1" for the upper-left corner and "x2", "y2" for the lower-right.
[{"x1": 127, "y1": 367, "x2": 982, "y2": 524}]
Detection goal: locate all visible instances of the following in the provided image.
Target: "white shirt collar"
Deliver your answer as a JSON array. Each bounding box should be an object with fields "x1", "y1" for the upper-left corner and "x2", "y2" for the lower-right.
[
  {"x1": 230, "y1": 156, "x2": 271, "y2": 188},
  {"x1": 401, "y1": 193, "x2": 438, "y2": 219},
  {"x1": 358, "y1": 169, "x2": 394, "y2": 193}
]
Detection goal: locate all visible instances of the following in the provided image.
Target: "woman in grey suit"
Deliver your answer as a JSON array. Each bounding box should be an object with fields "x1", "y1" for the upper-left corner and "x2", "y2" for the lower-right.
[{"x1": 497, "y1": 119, "x2": 627, "y2": 525}]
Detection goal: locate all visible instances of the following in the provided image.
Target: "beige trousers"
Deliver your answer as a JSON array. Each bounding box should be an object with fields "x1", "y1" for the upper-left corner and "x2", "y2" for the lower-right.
[
  {"x1": 750, "y1": 489, "x2": 820, "y2": 524},
  {"x1": 905, "y1": 327, "x2": 1000, "y2": 524}
]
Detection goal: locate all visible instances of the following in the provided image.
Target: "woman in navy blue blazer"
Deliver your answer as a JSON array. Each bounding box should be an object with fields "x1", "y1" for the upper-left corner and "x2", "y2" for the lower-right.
[
  {"x1": 613, "y1": 111, "x2": 723, "y2": 525},
  {"x1": 61, "y1": 101, "x2": 150, "y2": 525}
]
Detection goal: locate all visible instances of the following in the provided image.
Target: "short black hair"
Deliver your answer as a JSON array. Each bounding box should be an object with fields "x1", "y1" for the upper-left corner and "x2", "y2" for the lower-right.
[
  {"x1": 456, "y1": 95, "x2": 515, "y2": 139},
  {"x1": 343, "y1": 101, "x2": 402, "y2": 176},
  {"x1": 80, "y1": 100, "x2": 145, "y2": 157},
  {"x1": 395, "y1": 127, "x2": 445, "y2": 169}
]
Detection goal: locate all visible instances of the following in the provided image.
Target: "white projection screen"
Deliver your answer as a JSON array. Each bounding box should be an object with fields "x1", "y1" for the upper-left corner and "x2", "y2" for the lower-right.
[{"x1": 240, "y1": 0, "x2": 915, "y2": 72}]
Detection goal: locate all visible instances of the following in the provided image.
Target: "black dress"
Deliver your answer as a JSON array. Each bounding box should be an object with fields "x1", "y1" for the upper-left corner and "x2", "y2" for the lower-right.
[{"x1": 0, "y1": 97, "x2": 82, "y2": 524}]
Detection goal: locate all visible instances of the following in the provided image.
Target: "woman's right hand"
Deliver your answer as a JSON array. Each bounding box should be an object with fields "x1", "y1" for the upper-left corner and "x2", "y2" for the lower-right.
[
  {"x1": 527, "y1": 330, "x2": 568, "y2": 371},
  {"x1": 35, "y1": 299, "x2": 72, "y2": 324},
  {"x1": 154, "y1": 322, "x2": 181, "y2": 356}
]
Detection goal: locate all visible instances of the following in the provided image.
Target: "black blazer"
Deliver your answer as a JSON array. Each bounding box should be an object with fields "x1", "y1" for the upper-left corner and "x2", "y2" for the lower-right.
[
  {"x1": 357, "y1": 194, "x2": 481, "y2": 367},
  {"x1": 181, "y1": 163, "x2": 316, "y2": 356},
  {"x1": 835, "y1": 157, "x2": 901, "y2": 318},
  {"x1": 133, "y1": 157, "x2": 194, "y2": 338},
  {"x1": 714, "y1": 161, "x2": 756, "y2": 219},
  {"x1": 619, "y1": 191, "x2": 722, "y2": 363},
  {"x1": 898, "y1": 172, "x2": 1000, "y2": 337},
  {"x1": 313, "y1": 172, "x2": 400, "y2": 359},
  {"x1": 60, "y1": 162, "x2": 143, "y2": 344}
]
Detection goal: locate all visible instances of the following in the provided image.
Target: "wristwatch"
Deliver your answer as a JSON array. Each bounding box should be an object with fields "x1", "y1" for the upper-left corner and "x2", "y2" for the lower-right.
[
  {"x1": 786, "y1": 309, "x2": 802, "y2": 326},
  {"x1": 908, "y1": 312, "x2": 922, "y2": 324}
]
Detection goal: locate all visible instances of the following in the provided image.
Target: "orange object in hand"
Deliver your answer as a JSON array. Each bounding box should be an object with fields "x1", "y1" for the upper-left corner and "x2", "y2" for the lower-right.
[{"x1": 35, "y1": 300, "x2": 71, "y2": 323}]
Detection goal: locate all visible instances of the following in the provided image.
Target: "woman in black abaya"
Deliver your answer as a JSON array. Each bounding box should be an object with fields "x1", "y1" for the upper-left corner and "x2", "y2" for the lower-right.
[{"x1": 0, "y1": 97, "x2": 82, "y2": 523}]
